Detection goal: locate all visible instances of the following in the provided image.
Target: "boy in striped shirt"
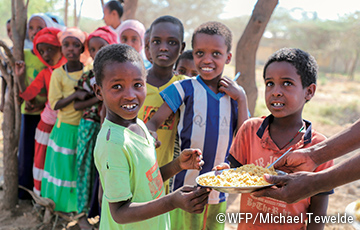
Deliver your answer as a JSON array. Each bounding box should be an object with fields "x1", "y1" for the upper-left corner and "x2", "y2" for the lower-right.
[{"x1": 146, "y1": 21, "x2": 249, "y2": 230}]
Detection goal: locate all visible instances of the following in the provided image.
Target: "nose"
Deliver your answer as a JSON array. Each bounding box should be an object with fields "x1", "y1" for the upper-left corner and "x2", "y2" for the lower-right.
[
  {"x1": 123, "y1": 88, "x2": 136, "y2": 100},
  {"x1": 159, "y1": 43, "x2": 168, "y2": 52},
  {"x1": 272, "y1": 85, "x2": 283, "y2": 97}
]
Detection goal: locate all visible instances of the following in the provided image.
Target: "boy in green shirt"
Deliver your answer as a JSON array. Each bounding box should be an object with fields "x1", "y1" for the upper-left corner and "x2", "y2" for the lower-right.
[{"x1": 93, "y1": 44, "x2": 210, "y2": 230}]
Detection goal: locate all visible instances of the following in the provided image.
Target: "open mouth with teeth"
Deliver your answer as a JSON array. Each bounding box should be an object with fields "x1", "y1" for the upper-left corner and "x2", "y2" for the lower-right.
[
  {"x1": 272, "y1": 102, "x2": 284, "y2": 107},
  {"x1": 121, "y1": 104, "x2": 138, "y2": 110},
  {"x1": 201, "y1": 67, "x2": 214, "y2": 72}
]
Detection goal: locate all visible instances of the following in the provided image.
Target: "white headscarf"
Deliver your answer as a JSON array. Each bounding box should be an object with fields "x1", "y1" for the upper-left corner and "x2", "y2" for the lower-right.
[{"x1": 27, "y1": 13, "x2": 66, "y2": 31}]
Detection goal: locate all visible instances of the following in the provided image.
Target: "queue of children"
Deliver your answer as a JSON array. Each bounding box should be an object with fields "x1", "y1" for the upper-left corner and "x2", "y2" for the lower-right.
[{"x1": 4, "y1": 7, "x2": 332, "y2": 230}]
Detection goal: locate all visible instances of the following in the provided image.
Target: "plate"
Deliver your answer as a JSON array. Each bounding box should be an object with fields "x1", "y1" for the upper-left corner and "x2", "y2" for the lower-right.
[
  {"x1": 195, "y1": 169, "x2": 286, "y2": 194},
  {"x1": 345, "y1": 201, "x2": 360, "y2": 230}
]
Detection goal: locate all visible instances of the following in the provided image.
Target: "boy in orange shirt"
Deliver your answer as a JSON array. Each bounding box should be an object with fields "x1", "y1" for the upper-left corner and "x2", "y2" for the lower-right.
[{"x1": 220, "y1": 48, "x2": 333, "y2": 230}]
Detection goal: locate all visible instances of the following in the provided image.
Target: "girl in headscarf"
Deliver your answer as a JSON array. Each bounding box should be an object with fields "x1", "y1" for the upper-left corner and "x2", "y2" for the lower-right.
[
  {"x1": 18, "y1": 13, "x2": 66, "y2": 200},
  {"x1": 118, "y1": 19, "x2": 152, "y2": 69},
  {"x1": 74, "y1": 26, "x2": 117, "y2": 229},
  {"x1": 41, "y1": 27, "x2": 91, "y2": 213},
  {"x1": 15, "y1": 27, "x2": 67, "y2": 196}
]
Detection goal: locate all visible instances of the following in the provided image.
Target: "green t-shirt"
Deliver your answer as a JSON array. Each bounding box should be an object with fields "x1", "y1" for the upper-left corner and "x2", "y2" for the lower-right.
[
  {"x1": 94, "y1": 118, "x2": 170, "y2": 230},
  {"x1": 22, "y1": 49, "x2": 47, "y2": 114}
]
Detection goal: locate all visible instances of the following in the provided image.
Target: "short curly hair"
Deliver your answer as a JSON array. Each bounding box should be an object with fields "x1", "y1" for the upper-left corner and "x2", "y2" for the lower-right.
[
  {"x1": 192, "y1": 21, "x2": 232, "y2": 52},
  {"x1": 94, "y1": 44, "x2": 145, "y2": 86},
  {"x1": 263, "y1": 48, "x2": 318, "y2": 88},
  {"x1": 149, "y1": 15, "x2": 184, "y2": 42}
]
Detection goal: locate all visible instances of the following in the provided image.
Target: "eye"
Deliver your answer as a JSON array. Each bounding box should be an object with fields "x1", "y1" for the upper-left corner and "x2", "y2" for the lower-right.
[
  {"x1": 134, "y1": 82, "x2": 143, "y2": 88},
  {"x1": 121, "y1": 37, "x2": 127, "y2": 42},
  {"x1": 191, "y1": 71, "x2": 198, "y2": 77},
  {"x1": 177, "y1": 68, "x2": 186, "y2": 75},
  {"x1": 132, "y1": 38, "x2": 138, "y2": 43},
  {"x1": 152, "y1": 39, "x2": 160, "y2": 45},
  {"x1": 75, "y1": 43, "x2": 81, "y2": 48},
  {"x1": 195, "y1": 51, "x2": 203, "y2": 57},
  {"x1": 265, "y1": 81, "x2": 273, "y2": 87},
  {"x1": 168, "y1": 40, "x2": 177, "y2": 46},
  {"x1": 112, "y1": 84, "x2": 122, "y2": 89},
  {"x1": 90, "y1": 48, "x2": 95, "y2": 53},
  {"x1": 284, "y1": 81, "x2": 292, "y2": 86},
  {"x1": 213, "y1": 52, "x2": 221, "y2": 57},
  {"x1": 39, "y1": 50, "x2": 44, "y2": 55}
]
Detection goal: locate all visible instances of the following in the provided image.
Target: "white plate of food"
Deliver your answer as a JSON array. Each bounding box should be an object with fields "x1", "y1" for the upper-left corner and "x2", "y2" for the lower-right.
[
  {"x1": 345, "y1": 200, "x2": 360, "y2": 230},
  {"x1": 195, "y1": 164, "x2": 286, "y2": 194}
]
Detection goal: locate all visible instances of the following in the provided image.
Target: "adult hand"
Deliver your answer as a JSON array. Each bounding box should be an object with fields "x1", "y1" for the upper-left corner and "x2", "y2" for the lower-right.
[
  {"x1": 274, "y1": 148, "x2": 318, "y2": 173},
  {"x1": 170, "y1": 185, "x2": 211, "y2": 214},
  {"x1": 178, "y1": 148, "x2": 204, "y2": 171},
  {"x1": 252, "y1": 171, "x2": 319, "y2": 204}
]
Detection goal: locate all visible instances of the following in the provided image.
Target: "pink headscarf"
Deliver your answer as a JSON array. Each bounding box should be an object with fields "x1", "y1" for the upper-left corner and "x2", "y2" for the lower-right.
[
  {"x1": 88, "y1": 26, "x2": 118, "y2": 45},
  {"x1": 118, "y1": 19, "x2": 146, "y2": 52},
  {"x1": 58, "y1": 27, "x2": 91, "y2": 65}
]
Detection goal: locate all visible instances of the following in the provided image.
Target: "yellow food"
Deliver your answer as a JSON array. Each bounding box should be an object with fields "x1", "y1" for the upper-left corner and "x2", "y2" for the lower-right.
[
  {"x1": 197, "y1": 164, "x2": 277, "y2": 187},
  {"x1": 355, "y1": 199, "x2": 360, "y2": 221}
]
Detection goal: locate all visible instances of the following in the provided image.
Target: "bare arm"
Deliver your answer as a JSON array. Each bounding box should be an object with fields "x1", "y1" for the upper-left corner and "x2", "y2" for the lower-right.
[
  {"x1": 274, "y1": 118, "x2": 360, "y2": 173},
  {"x1": 146, "y1": 102, "x2": 174, "y2": 132},
  {"x1": 14, "y1": 61, "x2": 26, "y2": 92},
  {"x1": 74, "y1": 95, "x2": 100, "y2": 111},
  {"x1": 54, "y1": 90, "x2": 91, "y2": 110},
  {"x1": 253, "y1": 152, "x2": 360, "y2": 203},
  {"x1": 109, "y1": 185, "x2": 210, "y2": 224},
  {"x1": 160, "y1": 148, "x2": 203, "y2": 181},
  {"x1": 218, "y1": 76, "x2": 249, "y2": 132},
  {"x1": 307, "y1": 195, "x2": 328, "y2": 230}
]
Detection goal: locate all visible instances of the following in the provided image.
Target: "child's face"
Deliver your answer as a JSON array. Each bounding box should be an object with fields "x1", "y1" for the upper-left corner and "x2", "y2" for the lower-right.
[
  {"x1": 89, "y1": 37, "x2": 109, "y2": 60},
  {"x1": 94, "y1": 61, "x2": 146, "y2": 126},
  {"x1": 176, "y1": 59, "x2": 198, "y2": 77},
  {"x1": 28, "y1": 17, "x2": 46, "y2": 42},
  {"x1": 120, "y1": 29, "x2": 142, "y2": 53},
  {"x1": 102, "y1": 6, "x2": 112, "y2": 26},
  {"x1": 149, "y1": 22, "x2": 184, "y2": 68},
  {"x1": 37, "y1": 43, "x2": 62, "y2": 66},
  {"x1": 264, "y1": 61, "x2": 315, "y2": 118},
  {"x1": 6, "y1": 22, "x2": 13, "y2": 41},
  {"x1": 61, "y1": 37, "x2": 84, "y2": 62},
  {"x1": 192, "y1": 33, "x2": 231, "y2": 81},
  {"x1": 144, "y1": 32, "x2": 152, "y2": 63}
]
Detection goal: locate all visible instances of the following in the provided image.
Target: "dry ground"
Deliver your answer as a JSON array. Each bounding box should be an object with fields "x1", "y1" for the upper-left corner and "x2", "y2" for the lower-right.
[{"x1": 1, "y1": 67, "x2": 360, "y2": 229}]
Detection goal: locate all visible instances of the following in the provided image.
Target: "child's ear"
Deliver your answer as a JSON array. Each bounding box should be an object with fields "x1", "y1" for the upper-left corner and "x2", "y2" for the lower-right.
[
  {"x1": 225, "y1": 52, "x2": 232, "y2": 64},
  {"x1": 93, "y1": 84, "x2": 103, "y2": 101},
  {"x1": 305, "y1": 83, "x2": 316, "y2": 101},
  {"x1": 180, "y1": 42, "x2": 186, "y2": 54}
]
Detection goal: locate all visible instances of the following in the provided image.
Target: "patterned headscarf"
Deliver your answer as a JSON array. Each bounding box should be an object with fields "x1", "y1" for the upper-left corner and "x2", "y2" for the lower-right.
[
  {"x1": 118, "y1": 19, "x2": 146, "y2": 53},
  {"x1": 88, "y1": 26, "x2": 118, "y2": 45},
  {"x1": 33, "y1": 27, "x2": 67, "y2": 69}
]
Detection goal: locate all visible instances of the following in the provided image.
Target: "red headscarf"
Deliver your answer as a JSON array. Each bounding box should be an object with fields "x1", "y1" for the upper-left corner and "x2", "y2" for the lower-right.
[
  {"x1": 88, "y1": 26, "x2": 118, "y2": 46},
  {"x1": 33, "y1": 27, "x2": 67, "y2": 69}
]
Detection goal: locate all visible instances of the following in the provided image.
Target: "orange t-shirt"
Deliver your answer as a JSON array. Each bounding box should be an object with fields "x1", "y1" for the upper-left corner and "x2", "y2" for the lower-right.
[{"x1": 229, "y1": 116, "x2": 334, "y2": 230}]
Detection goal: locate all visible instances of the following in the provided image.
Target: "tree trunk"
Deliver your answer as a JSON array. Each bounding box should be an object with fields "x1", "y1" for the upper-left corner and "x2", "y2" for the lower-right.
[
  {"x1": 122, "y1": 0, "x2": 138, "y2": 20},
  {"x1": 64, "y1": 0, "x2": 68, "y2": 26},
  {"x1": 348, "y1": 50, "x2": 359, "y2": 80},
  {"x1": 235, "y1": 0, "x2": 278, "y2": 116},
  {"x1": 1, "y1": 0, "x2": 26, "y2": 210},
  {"x1": 74, "y1": 0, "x2": 77, "y2": 27}
]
